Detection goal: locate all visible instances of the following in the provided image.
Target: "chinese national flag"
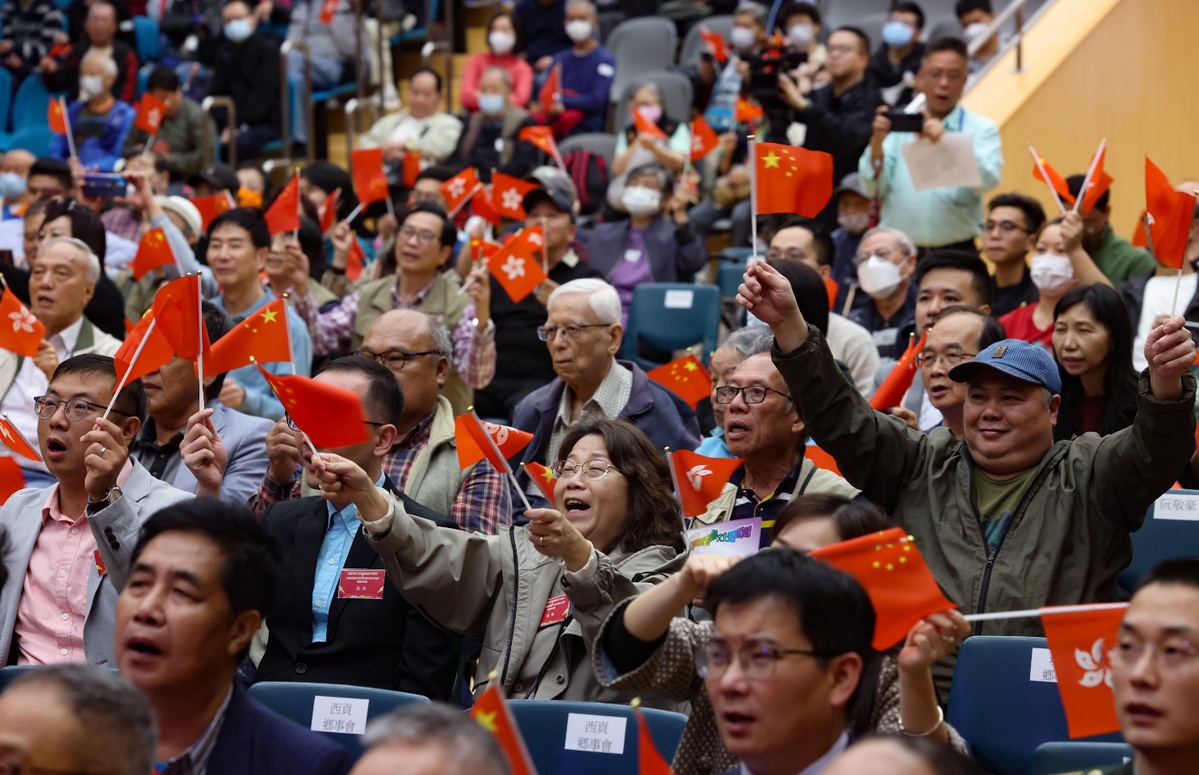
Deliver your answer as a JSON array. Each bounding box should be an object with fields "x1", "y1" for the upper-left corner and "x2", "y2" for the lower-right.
[
  {"x1": 455, "y1": 412, "x2": 534, "y2": 472},
  {"x1": 134, "y1": 93, "x2": 167, "y2": 135},
  {"x1": 647, "y1": 353, "x2": 712, "y2": 408},
  {"x1": 690, "y1": 115, "x2": 720, "y2": 163},
  {"x1": 130, "y1": 228, "x2": 176, "y2": 279},
  {"x1": 0, "y1": 287, "x2": 45, "y2": 358},
  {"x1": 192, "y1": 192, "x2": 235, "y2": 231},
  {"x1": 636, "y1": 708, "x2": 672, "y2": 775},
  {"x1": 811, "y1": 527, "x2": 954, "y2": 650},
  {"x1": 441, "y1": 167, "x2": 480, "y2": 215},
  {"x1": 523, "y1": 461, "x2": 557, "y2": 502},
  {"x1": 1042, "y1": 606, "x2": 1127, "y2": 739},
  {"x1": 754, "y1": 142, "x2": 834, "y2": 218},
  {"x1": 735, "y1": 97, "x2": 764, "y2": 124},
  {"x1": 264, "y1": 175, "x2": 301, "y2": 235},
  {"x1": 519, "y1": 126, "x2": 560, "y2": 161},
  {"x1": 114, "y1": 312, "x2": 175, "y2": 382},
  {"x1": 699, "y1": 26, "x2": 729, "y2": 63},
  {"x1": 804, "y1": 445, "x2": 842, "y2": 476},
  {"x1": 151, "y1": 275, "x2": 211, "y2": 360},
  {"x1": 256, "y1": 363, "x2": 369, "y2": 448},
  {"x1": 1030, "y1": 150, "x2": 1074, "y2": 206},
  {"x1": 633, "y1": 107, "x2": 667, "y2": 140},
  {"x1": 492, "y1": 172, "x2": 537, "y2": 221},
  {"x1": 470, "y1": 684, "x2": 537, "y2": 775},
  {"x1": 0, "y1": 417, "x2": 40, "y2": 461},
  {"x1": 204, "y1": 297, "x2": 291, "y2": 376},
  {"x1": 0, "y1": 457, "x2": 25, "y2": 502},
  {"x1": 670, "y1": 449, "x2": 744, "y2": 517},
  {"x1": 48, "y1": 98, "x2": 68, "y2": 135},
  {"x1": 538, "y1": 63, "x2": 561, "y2": 114},
  {"x1": 486, "y1": 226, "x2": 548, "y2": 303},
  {"x1": 318, "y1": 0, "x2": 338, "y2": 24},
  {"x1": 351, "y1": 148, "x2": 390, "y2": 205},
  {"x1": 471, "y1": 186, "x2": 502, "y2": 227},
  {"x1": 319, "y1": 188, "x2": 340, "y2": 233},
  {"x1": 402, "y1": 152, "x2": 421, "y2": 188},
  {"x1": 1078, "y1": 146, "x2": 1114, "y2": 214},
  {"x1": 345, "y1": 237, "x2": 366, "y2": 281},
  {"x1": 1144, "y1": 157, "x2": 1195, "y2": 269},
  {"x1": 869, "y1": 331, "x2": 926, "y2": 411}
]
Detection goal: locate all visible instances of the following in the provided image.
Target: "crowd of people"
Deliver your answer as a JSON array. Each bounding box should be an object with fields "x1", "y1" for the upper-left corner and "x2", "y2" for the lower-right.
[{"x1": 0, "y1": 0, "x2": 1196, "y2": 773}]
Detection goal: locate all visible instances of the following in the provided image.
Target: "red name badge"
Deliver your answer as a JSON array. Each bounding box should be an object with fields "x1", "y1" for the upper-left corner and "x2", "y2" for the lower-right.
[
  {"x1": 540, "y1": 594, "x2": 571, "y2": 627},
  {"x1": 93, "y1": 550, "x2": 107, "y2": 577},
  {"x1": 337, "y1": 569, "x2": 386, "y2": 600}
]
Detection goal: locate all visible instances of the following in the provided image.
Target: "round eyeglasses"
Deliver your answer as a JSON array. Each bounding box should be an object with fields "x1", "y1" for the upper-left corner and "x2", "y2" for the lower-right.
[
  {"x1": 34, "y1": 396, "x2": 132, "y2": 423},
  {"x1": 550, "y1": 459, "x2": 621, "y2": 480}
]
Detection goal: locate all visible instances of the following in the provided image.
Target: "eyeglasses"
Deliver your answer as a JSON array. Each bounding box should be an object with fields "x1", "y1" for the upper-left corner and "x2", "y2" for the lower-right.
[
  {"x1": 286, "y1": 414, "x2": 386, "y2": 432},
  {"x1": 33, "y1": 396, "x2": 132, "y2": 423},
  {"x1": 914, "y1": 351, "x2": 977, "y2": 368},
  {"x1": 696, "y1": 641, "x2": 831, "y2": 680},
  {"x1": 765, "y1": 247, "x2": 808, "y2": 262},
  {"x1": 398, "y1": 225, "x2": 439, "y2": 245},
  {"x1": 853, "y1": 246, "x2": 900, "y2": 264},
  {"x1": 353, "y1": 349, "x2": 441, "y2": 372},
  {"x1": 713, "y1": 385, "x2": 792, "y2": 405},
  {"x1": 983, "y1": 220, "x2": 1029, "y2": 235},
  {"x1": 924, "y1": 68, "x2": 966, "y2": 84},
  {"x1": 550, "y1": 459, "x2": 621, "y2": 480},
  {"x1": 536, "y1": 324, "x2": 611, "y2": 342},
  {"x1": 1113, "y1": 638, "x2": 1199, "y2": 671}
]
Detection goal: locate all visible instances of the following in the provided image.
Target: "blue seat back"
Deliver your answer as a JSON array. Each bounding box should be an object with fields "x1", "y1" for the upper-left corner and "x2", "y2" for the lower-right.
[
  {"x1": 507, "y1": 700, "x2": 687, "y2": 775},
  {"x1": 1117, "y1": 490, "x2": 1199, "y2": 593},
  {"x1": 246, "y1": 681, "x2": 429, "y2": 759},
  {"x1": 11, "y1": 76, "x2": 53, "y2": 131},
  {"x1": 0, "y1": 70, "x2": 12, "y2": 134},
  {"x1": 1028, "y1": 741, "x2": 1134, "y2": 775},
  {"x1": 620, "y1": 283, "x2": 720, "y2": 368},
  {"x1": 2, "y1": 126, "x2": 51, "y2": 156},
  {"x1": 947, "y1": 636, "x2": 1124, "y2": 775},
  {"x1": 0, "y1": 665, "x2": 38, "y2": 693},
  {"x1": 133, "y1": 17, "x2": 160, "y2": 63}
]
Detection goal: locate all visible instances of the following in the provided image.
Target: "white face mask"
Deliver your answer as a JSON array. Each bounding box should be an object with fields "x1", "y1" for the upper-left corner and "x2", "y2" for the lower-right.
[
  {"x1": 1029, "y1": 253, "x2": 1074, "y2": 295},
  {"x1": 787, "y1": 23, "x2": 814, "y2": 47},
  {"x1": 565, "y1": 20, "x2": 593, "y2": 43},
  {"x1": 837, "y1": 211, "x2": 870, "y2": 235},
  {"x1": 857, "y1": 255, "x2": 905, "y2": 299},
  {"x1": 79, "y1": 75, "x2": 106, "y2": 98},
  {"x1": 621, "y1": 186, "x2": 661, "y2": 217},
  {"x1": 730, "y1": 26, "x2": 756, "y2": 52},
  {"x1": 962, "y1": 22, "x2": 989, "y2": 43},
  {"x1": 488, "y1": 30, "x2": 515, "y2": 54}
]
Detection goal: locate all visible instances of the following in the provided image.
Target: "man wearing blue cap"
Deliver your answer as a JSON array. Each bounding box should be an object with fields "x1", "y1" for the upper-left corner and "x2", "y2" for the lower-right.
[{"x1": 735, "y1": 260, "x2": 1197, "y2": 692}]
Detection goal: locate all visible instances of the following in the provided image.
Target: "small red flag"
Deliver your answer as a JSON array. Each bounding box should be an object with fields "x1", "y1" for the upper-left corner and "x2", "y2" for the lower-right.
[
  {"x1": 1144, "y1": 157, "x2": 1195, "y2": 269},
  {"x1": 318, "y1": 0, "x2": 339, "y2": 24},
  {"x1": 114, "y1": 312, "x2": 175, "y2": 383},
  {"x1": 699, "y1": 26, "x2": 729, "y2": 64},
  {"x1": 351, "y1": 148, "x2": 390, "y2": 205},
  {"x1": 256, "y1": 363, "x2": 370, "y2": 448},
  {"x1": 1132, "y1": 209, "x2": 1149, "y2": 248},
  {"x1": 192, "y1": 192, "x2": 235, "y2": 231},
  {"x1": 1078, "y1": 145, "x2": 1114, "y2": 215},
  {"x1": 47, "y1": 98, "x2": 68, "y2": 135},
  {"x1": 754, "y1": 142, "x2": 833, "y2": 218},
  {"x1": 402, "y1": 152, "x2": 421, "y2": 188},
  {"x1": 1042, "y1": 606, "x2": 1127, "y2": 739},
  {"x1": 151, "y1": 275, "x2": 211, "y2": 360},
  {"x1": 130, "y1": 228, "x2": 176, "y2": 279},
  {"x1": 471, "y1": 186, "x2": 502, "y2": 227},
  {"x1": 455, "y1": 412, "x2": 534, "y2": 472},
  {"x1": 441, "y1": 167, "x2": 481, "y2": 215},
  {"x1": 519, "y1": 126, "x2": 561, "y2": 162},
  {"x1": 492, "y1": 172, "x2": 537, "y2": 221},
  {"x1": 486, "y1": 226, "x2": 548, "y2": 303},
  {"x1": 319, "y1": 188, "x2": 341, "y2": 234},
  {"x1": 646, "y1": 353, "x2": 712, "y2": 409},
  {"x1": 810, "y1": 527, "x2": 955, "y2": 650},
  {"x1": 690, "y1": 115, "x2": 720, "y2": 163},
  {"x1": 0, "y1": 456, "x2": 25, "y2": 502},
  {"x1": 345, "y1": 238, "x2": 366, "y2": 282},
  {"x1": 134, "y1": 93, "x2": 167, "y2": 135},
  {"x1": 1030, "y1": 149, "x2": 1074, "y2": 207},
  {"x1": 0, "y1": 287, "x2": 45, "y2": 358},
  {"x1": 870, "y1": 331, "x2": 926, "y2": 411},
  {"x1": 470, "y1": 683, "x2": 537, "y2": 775},
  {"x1": 523, "y1": 461, "x2": 557, "y2": 502},
  {"x1": 538, "y1": 63, "x2": 561, "y2": 114},
  {"x1": 264, "y1": 175, "x2": 301, "y2": 235},
  {"x1": 0, "y1": 417, "x2": 41, "y2": 462},
  {"x1": 804, "y1": 445, "x2": 842, "y2": 476},
  {"x1": 632, "y1": 107, "x2": 667, "y2": 140},
  {"x1": 204, "y1": 297, "x2": 291, "y2": 376},
  {"x1": 635, "y1": 707, "x2": 673, "y2": 775},
  {"x1": 669, "y1": 449, "x2": 744, "y2": 517},
  {"x1": 736, "y1": 97, "x2": 764, "y2": 124}
]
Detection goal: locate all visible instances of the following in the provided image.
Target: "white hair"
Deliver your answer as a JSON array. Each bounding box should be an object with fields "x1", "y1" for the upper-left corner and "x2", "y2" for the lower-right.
[
  {"x1": 861, "y1": 226, "x2": 916, "y2": 257},
  {"x1": 80, "y1": 49, "x2": 118, "y2": 81},
  {"x1": 40, "y1": 236, "x2": 102, "y2": 283},
  {"x1": 722, "y1": 325, "x2": 774, "y2": 358},
  {"x1": 548, "y1": 278, "x2": 621, "y2": 325}
]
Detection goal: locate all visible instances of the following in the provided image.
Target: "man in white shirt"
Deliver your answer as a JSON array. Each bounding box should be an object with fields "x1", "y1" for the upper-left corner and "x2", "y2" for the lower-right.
[{"x1": 358, "y1": 68, "x2": 464, "y2": 166}]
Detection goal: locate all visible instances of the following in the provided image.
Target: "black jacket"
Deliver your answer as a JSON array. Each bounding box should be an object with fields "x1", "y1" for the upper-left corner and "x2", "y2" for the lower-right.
[
  {"x1": 209, "y1": 33, "x2": 282, "y2": 130},
  {"x1": 790, "y1": 78, "x2": 882, "y2": 193},
  {"x1": 256, "y1": 484, "x2": 461, "y2": 698}
]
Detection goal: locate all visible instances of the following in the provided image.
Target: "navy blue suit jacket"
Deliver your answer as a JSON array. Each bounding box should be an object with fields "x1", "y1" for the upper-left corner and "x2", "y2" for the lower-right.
[{"x1": 206, "y1": 684, "x2": 354, "y2": 775}]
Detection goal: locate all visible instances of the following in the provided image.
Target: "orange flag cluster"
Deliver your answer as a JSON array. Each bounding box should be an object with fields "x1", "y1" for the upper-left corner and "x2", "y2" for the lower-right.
[{"x1": 441, "y1": 167, "x2": 481, "y2": 215}]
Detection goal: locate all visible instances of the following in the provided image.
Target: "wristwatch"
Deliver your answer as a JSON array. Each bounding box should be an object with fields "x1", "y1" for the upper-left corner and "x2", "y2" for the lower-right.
[
  {"x1": 86, "y1": 485, "x2": 123, "y2": 515},
  {"x1": 473, "y1": 317, "x2": 496, "y2": 336}
]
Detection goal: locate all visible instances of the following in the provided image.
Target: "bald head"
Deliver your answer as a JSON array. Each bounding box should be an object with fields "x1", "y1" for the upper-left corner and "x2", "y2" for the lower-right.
[
  {"x1": 1, "y1": 149, "x2": 34, "y2": 178},
  {"x1": 361, "y1": 310, "x2": 451, "y2": 432}
]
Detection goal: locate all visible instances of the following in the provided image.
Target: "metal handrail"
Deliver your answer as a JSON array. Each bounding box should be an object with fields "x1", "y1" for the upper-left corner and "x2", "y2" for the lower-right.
[
  {"x1": 343, "y1": 97, "x2": 380, "y2": 161},
  {"x1": 201, "y1": 95, "x2": 237, "y2": 168},
  {"x1": 965, "y1": 0, "x2": 1052, "y2": 81}
]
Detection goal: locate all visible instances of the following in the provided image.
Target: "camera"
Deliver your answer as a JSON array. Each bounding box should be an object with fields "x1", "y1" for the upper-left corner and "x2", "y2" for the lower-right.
[{"x1": 745, "y1": 46, "x2": 807, "y2": 102}]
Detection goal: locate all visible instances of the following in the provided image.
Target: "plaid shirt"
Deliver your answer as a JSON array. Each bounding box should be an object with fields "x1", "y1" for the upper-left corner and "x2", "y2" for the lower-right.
[
  {"x1": 293, "y1": 277, "x2": 496, "y2": 388},
  {"x1": 547, "y1": 363, "x2": 633, "y2": 464}
]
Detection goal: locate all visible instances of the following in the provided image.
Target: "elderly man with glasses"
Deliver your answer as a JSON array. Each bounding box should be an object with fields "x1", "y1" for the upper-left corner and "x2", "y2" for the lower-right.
[
  {"x1": 0, "y1": 353, "x2": 191, "y2": 669},
  {"x1": 689, "y1": 352, "x2": 857, "y2": 546}
]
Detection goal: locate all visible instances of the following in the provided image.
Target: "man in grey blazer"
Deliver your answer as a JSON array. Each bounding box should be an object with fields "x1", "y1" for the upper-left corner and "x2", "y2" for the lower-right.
[
  {"x1": 0, "y1": 354, "x2": 192, "y2": 667},
  {"x1": 131, "y1": 302, "x2": 271, "y2": 504}
]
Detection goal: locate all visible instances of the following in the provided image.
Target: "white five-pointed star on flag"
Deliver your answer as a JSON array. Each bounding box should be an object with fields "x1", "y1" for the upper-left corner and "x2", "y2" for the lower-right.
[
  {"x1": 501, "y1": 188, "x2": 523, "y2": 212},
  {"x1": 501, "y1": 256, "x2": 526, "y2": 280}
]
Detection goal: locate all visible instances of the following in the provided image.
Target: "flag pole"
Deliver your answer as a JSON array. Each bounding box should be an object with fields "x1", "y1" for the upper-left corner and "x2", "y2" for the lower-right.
[
  {"x1": 282, "y1": 293, "x2": 297, "y2": 375},
  {"x1": 1171, "y1": 264, "x2": 1184, "y2": 318},
  {"x1": 293, "y1": 167, "x2": 302, "y2": 241},
  {"x1": 1028, "y1": 145, "x2": 1066, "y2": 216},
  {"x1": 457, "y1": 239, "x2": 482, "y2": 296},
  {"x1": 2, "y1": 413, "x2": 39, "y2": 458},
  {"x1": 61, "y1": 97, "x2": 77, "y2": 160},
  {"x1": 1072, "y1": 138, "x2": 1106, "y2": 214},
  {"x1": 963, "y1": 602, "x2": 1127, "y2": 624},
  {"x1": 384, "y1": 193, "x2": 396, "y2": 219},
  {"x1": 102, "y1": 317, "x2": 158, "y2": 420},
  {"x1": 664, "y1": 447, "x2": 681, "y2": 500},
  {"x1": 748, "y1": 135, "x2": 759, "y2": 262},
  {"x1": 342, "y1": 201, "x2": 365, "y2": 225},
  {"x1": 194, "y1": 274, "x2": 205, "y2": 414}
]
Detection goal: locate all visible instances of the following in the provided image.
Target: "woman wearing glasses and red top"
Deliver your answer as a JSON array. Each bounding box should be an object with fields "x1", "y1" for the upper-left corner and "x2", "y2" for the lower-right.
[{"x1": 356, "y1": 416, "x2": 688, "y2": 704}]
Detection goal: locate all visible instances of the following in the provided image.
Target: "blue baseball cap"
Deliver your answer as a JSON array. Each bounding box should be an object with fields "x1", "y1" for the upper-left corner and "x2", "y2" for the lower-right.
[{"x1": 948, "y1": 339, "x2": 1062, "y2": 395}]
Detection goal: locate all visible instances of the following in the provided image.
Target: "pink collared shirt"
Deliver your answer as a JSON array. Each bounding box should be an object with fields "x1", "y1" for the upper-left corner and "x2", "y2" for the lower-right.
[{"x1": 14, "y1": 460, "x2": 134, "y2": 664}]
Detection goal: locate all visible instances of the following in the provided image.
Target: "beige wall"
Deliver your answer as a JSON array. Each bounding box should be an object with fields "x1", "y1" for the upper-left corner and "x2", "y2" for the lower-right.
[{"x1": 962, "y1": 0, "x2": 1199, "y2": 237}]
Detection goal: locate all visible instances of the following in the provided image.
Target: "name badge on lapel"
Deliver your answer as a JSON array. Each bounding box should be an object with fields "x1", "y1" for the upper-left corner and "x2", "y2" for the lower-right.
[
  {"x1": 337, "y1": 569, "x2": 386, "y2": 600},
  {"x1": 540, "y1": 594, "x2": 570, "y2": 627}
]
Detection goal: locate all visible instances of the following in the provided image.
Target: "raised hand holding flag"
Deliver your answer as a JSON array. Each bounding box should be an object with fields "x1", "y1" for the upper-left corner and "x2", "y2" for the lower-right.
[{"x1": 1144, "y1": 157, "x2": 1195, "y2": 271}]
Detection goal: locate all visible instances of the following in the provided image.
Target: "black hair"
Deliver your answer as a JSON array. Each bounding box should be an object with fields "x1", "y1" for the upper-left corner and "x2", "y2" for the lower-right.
[
  {"x1": 235, "y1": 161, "x2": 270, "y2": 198},
  {"x1": 207, "y1": 206, "x2": 271, "y2": 250},
  {"x1": 201, "y1": 301, "x2": 233, "y2": 402},
  {"x1": 892, "y1": 1, "x2": 925, "y2": 30},
  {"x1": 402, "y1": 202, "x2": 457, "y2": 248},
  {"x1": 772, "y1": 493, "x2": 889, "y2": 545},
  {"x1": 924, "y1": 36, "x2": 968, "y2": 61},
  {"x1": 411, "y1": 66, "x2": 443, "y2": 94},
  {"x1": 770, "y1": 258, "x2": 830, "y2": 335},
  {"x1": 131, "y1": 499, "x2": 283, "y2": 617},
  {"x1": 296, "y1": 215, "x2": 328, "y2": 279},
  {"x1": 779, "y1": 1, "x2": 821, "y2": 27},
  {"x1": 29, "y1": 157, "x2": 73, "y2": 191},
  {"x1": 987, "y1": 192, "x2": 1047, "y2": 235},
  {"x1": 834, "y1": 25, "x2": 872, "y2": 56},
  {"x1": 932, "y1": 304, "x2": 1006, "y2": 351},
  {"x1": 146, "y1": 66, "x2": 180, "y2": 93},
  {"x1": 1052, "y1": 284, "x2": 1137, "y2": 442},
  {"x1": 1138, "y1": 558, "x2": 1199, "y2": 593},
  {"x1": 775, "y1": 217, "x2": 834, "y2": 268},
  {"x1": 415, "y1": 166, "x2": 455, "y2": 184},
  {"x1": 916, "y1": 249, "x2": 993, "y2": 307},
  {"x1": 954, "y1": 0, "x2": 992, "y2": 18},
  {"x1": 51, "y1": 354, "x2": 145, "y2": 422},
  {"x1": 41, "y1": 198, "x2": 107, "y2": 263},
  {"x1": 301, "y1": 161, "x2": 359, "y2": 219},
  {"x1": 315, "y1": 354, "x2": 405, "y2": 429},
  {"x1": 1065, "y1": 174, "x2": 1111, "y2": 213}
]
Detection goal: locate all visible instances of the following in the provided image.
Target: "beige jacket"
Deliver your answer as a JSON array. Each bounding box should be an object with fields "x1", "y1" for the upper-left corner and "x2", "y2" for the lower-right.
[
  {"x1": 0, "y1": 319, "x2": 121, "y2": 398},
  {"x1": 358, "y1": 110, "x2": 464, "y2": 164},
  {"x1": 393, "y1": 395, "x2": 466, "y2": 519},
  {"x1": 691, "y1": 458, "x2": 861, "y2": 531}
]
